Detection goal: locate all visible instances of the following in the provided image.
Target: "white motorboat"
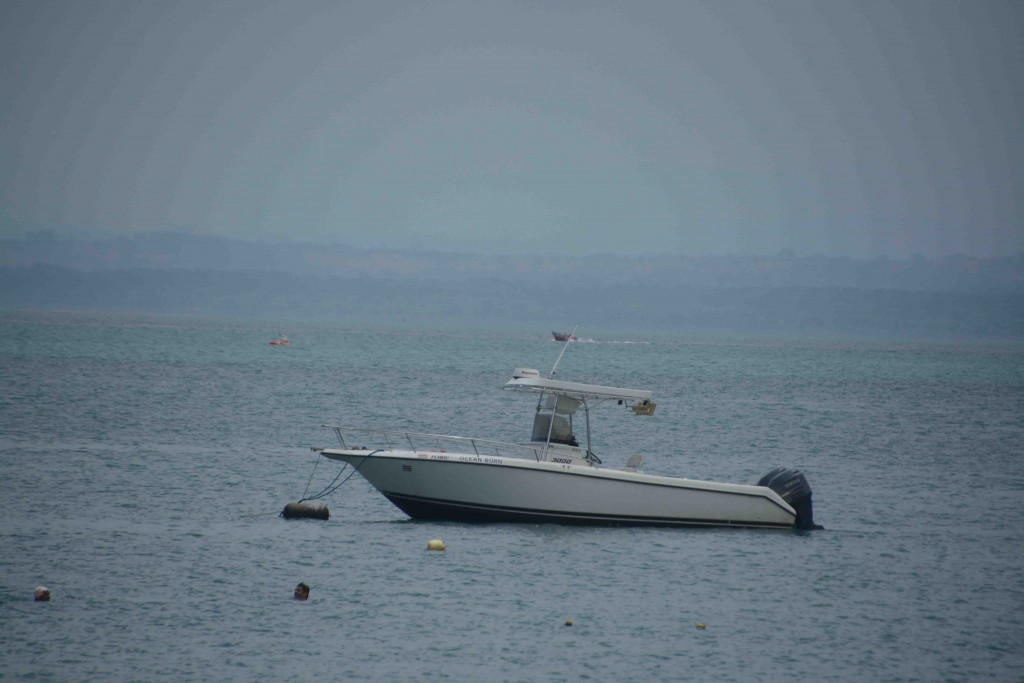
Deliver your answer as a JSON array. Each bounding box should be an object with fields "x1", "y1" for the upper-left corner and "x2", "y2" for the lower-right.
[{"x1": 314, "y1": 352, "x2": 821, "y2": 530}]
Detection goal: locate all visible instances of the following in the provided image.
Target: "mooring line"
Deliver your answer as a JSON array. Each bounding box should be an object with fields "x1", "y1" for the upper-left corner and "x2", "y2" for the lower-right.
[
  {"x1": 299, "y1": 449, "x2": 380, "y2": 502},
  {"x1": 300, "y1": 450, "x2": 323, "y2": 500}
]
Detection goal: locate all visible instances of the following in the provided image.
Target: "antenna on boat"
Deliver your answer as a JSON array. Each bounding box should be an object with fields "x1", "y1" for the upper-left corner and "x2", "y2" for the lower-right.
[{"x1": 549, "y1": 323, "x2": 579, "y2": 378}]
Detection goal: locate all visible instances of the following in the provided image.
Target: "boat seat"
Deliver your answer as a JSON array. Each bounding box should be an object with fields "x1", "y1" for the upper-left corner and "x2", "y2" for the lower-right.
[{"x1": 625, "y1": 454, "x2": 643, "y2": 471}]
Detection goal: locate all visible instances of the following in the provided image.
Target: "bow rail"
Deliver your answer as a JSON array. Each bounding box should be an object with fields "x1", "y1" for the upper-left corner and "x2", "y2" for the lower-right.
[{"x1": 322, "y1": 425, "x2": 555, "y2": 462}]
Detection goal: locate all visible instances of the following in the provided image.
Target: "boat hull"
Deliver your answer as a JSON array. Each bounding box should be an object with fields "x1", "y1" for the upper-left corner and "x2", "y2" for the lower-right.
[{"x1": 320, "y1": 449, "x2": 797, "y2": 529}]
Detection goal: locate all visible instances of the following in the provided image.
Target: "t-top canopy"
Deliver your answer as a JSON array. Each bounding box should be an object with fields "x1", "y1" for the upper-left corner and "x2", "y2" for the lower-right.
[{"x1": 504, "y1": 373, "x2": 652, "y2": 405}]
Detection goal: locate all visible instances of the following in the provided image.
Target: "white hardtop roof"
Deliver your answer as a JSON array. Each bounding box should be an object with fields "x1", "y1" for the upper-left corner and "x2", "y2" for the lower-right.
[{"x1": 504, "y1": 375, "x2": 652, "y2": 403}]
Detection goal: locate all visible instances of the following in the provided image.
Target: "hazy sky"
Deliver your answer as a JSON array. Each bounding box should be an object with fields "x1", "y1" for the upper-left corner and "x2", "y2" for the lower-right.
[{"x1": 2, "y1": 0, "x2": 1021, "y2": 257}]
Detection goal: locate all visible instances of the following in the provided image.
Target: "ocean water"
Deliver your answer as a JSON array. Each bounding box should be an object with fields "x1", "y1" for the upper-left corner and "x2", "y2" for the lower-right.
[{"x1": 1, "y1": 310, "x2": 1022, "y2": 682}]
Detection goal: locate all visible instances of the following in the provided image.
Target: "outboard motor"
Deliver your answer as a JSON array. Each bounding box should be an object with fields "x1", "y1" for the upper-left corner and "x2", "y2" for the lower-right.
[{"x1": 757, "y1": 468, "x2": 823, "y2": 530}]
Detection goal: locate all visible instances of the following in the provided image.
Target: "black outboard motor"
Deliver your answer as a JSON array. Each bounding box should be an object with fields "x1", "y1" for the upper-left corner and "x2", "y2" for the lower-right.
[{"x1": 757, "y1": 468, "x2": 823, "y2": 530}]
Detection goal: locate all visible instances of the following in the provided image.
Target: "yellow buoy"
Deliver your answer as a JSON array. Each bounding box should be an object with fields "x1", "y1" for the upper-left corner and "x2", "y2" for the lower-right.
[
  {"x1": 696, "y1": 623, "x2": 706, "y2": 629},
  {"x1": 427, "y1": 539, "x2": 446, "y2": 551},
  {"x1": 564, "y1": 619, "x2": 573, "y2": 627}
]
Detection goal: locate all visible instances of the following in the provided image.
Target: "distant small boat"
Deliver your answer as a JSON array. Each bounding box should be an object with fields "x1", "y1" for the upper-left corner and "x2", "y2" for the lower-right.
[
  {"x1": 552, "y1": 331, "x2": 577, "y2": 342},
  {"x1": 270, "y1": 336, "x2": 290, "y2": 346}
]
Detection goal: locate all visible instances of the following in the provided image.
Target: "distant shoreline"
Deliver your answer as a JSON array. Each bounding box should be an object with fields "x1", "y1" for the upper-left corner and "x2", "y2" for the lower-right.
[{"x1": 3, "y1": 264, "x2": 1022, "y2": 342}]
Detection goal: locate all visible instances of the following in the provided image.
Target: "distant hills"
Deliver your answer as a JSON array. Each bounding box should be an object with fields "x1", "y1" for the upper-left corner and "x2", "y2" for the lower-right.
[
  {"x1": 3, "y1": 229, "x2": 1022, "y2": 290},
  {"x1": 2, "y1": 230, "x2": 1022, "y2": 339}
]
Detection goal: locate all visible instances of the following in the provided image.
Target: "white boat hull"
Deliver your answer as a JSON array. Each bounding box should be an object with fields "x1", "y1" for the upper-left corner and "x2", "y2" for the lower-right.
[{"x1": 320, "y1": 448, "x2": 798, "y2": 529}]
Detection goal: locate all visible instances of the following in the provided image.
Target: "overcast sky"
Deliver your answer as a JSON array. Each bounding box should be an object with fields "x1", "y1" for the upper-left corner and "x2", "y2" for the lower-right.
[{"x1": 1, "y1": 0, "x2": 1020, "y2": 258}]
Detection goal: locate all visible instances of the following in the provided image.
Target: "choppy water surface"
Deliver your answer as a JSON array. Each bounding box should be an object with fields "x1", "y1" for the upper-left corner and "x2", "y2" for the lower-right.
[{"x1": 2, "y1": 311, "x2": 1022, "y2": 681}]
